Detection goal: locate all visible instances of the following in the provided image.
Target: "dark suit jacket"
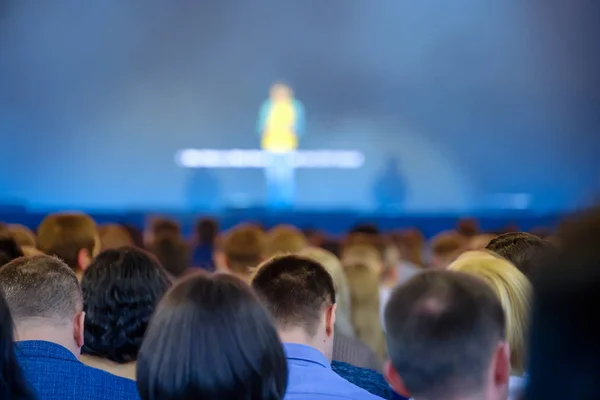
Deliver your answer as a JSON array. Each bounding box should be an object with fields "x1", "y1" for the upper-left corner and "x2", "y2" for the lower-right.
[{"x1": 15, "y1": 341, "x2": 140, "y2": 400}]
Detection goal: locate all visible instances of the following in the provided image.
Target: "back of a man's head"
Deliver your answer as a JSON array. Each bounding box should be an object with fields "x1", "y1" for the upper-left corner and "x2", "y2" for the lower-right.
[
  {"x1": 252, "y1": 255, "x2": 335, "y2": 339},
  {"x1": 0, "y1": 233, "x2": 24, "y2": 266},
  {"x1": 0, "y1": 255, "x2": 82, "y2": 326},
  {"x1": 486, "y1": 232, "x2": 554, "y2": 280},
  {"x1": 37, "y1": 213, "x2": 98, "y2": 272},
  {"x1": 384, "y1": 270, "x2": 508, "y2": 400},
  {"x1": 222, "y1": 224, "x2": 265, "y2": 278}
]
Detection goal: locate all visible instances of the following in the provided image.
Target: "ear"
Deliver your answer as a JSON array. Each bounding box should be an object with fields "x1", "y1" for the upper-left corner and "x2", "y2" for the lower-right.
[
  {"x1": 384, "y1": 360, "x2": 411, "y2": 398},
  {"x1": 73, "y1": 311, "x2": 85, "y2": 349},
  {"x1": 77, "y1": 248, "x2": 92, "y2": 272},
  {"x1": 325, "y1": 303, "x2": 337, "y2": 338},
  {"x1": 493, "y1": 341, "x2": 511, "y2": 387}
]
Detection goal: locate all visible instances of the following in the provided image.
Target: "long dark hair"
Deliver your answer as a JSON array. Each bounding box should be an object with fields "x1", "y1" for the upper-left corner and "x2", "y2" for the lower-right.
[
  {"x1": 0, "y1": 289, "x2": 34, "y2": 399},
  {"x1": 137, "y1": 272, "x2": 288, "y2": 400}
]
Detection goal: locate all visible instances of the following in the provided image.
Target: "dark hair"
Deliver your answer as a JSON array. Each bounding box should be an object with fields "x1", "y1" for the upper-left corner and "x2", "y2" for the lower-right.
[
  {"x1": 0, "y1": 234, "x2": 24, "y2": 266},
  {"x1": 486, "y1": 232, "x2": 554, "y2": 280},
  {"x1": 0, "y1": 289, "x2": 34, "y2": 399},
  {"x1": 0, "y1": 255, "x2": 82, "y2": 321},
  {"x1": 149, "y1": 236, "x2": 190, "y2": 278},
  {"x1": 527, "y1": 207, "x2": 600, "y2": 400},
  {"x1": 195, "y1": 217, "x2": 218, "y2": 245},
  {"x1": 252, "y1": 254, "x2": 336, "y2": 337},
  {"x1": 137, "y1": 272, "x2": 287, "y2": 400},
  {"x1": 82, "y1": 247, "x2": 170, "y2": 363},
  {"x1": 384, "y1": 270, "x2": 505, "y2": 399}
]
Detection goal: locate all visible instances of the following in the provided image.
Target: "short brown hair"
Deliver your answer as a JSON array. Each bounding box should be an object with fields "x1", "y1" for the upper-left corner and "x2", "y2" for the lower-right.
[
  {"x1": 252, "y1": 255, "x2": 335, "y2": 337},
  {"x1": 431, "y1": 231, "x2": 467, "y2": 259},
  {"x1": 98, "y1": 224, "x2": 133, "y2": 251},
  {"x1": 7, "y1": 224, "x2": 36, "y2": 247},
  {"x1": 0, "y1": 255, "x2": 83, "y2": 322},
  {"x1": 264, "y1": 225, "x2": 307, "y2": 258},
  {"x1": 37, "y1": 213, "x2": 98, "y2": 270},
  {"x1": 222, "y1": 224, "x2": 265, "y2": 275},
  {"x1": 385, "y1": 271, "x2": 505, "y2": 399}
]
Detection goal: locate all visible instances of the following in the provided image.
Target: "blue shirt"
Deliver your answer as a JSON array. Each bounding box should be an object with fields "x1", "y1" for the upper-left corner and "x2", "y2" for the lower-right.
[
  {"x1": 15, "y1": 340, "x2": 140, "y2": 400},
  {"x1": 284, "y1": 342, "x2": 384, "y2": 400}
]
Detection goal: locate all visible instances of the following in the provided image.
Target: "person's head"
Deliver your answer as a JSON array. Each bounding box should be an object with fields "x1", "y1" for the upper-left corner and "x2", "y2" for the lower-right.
[
  {"x1": 82, "y1": 247, "x2": 170, "y2": 363},
  {"x1": 252, "y1": 255, "x2": 336, "y2": 358},
  {"x1": 448, "y1": 254, "x2": 531, "y2": 375},
  {"x1": 264, "y1": 225, "x2": 307, "y2": 258},
  {"x1": 0, "y1": 288, "x2": 34, "y2": 399},
  {"x1": 37, "y1": 213, "x2": 99, "y2": 277},
  {"x1": 0, "y1": 255, "x2": 85, "y2": 357},
  {"x1": 7, "y1": 224, "x2": 36, "y2": 248},
  {"x1": 344, "y1": 262, "x2": 386, "y2": 360},
  {"x1": 269, "y1": 82, "x2": 293, "y2": 102},
  {"x1": 149, "y1": 236, "x2": 190, "y2": 278},
  {"x1": 384, "y1": 271, "x2": 509, "y2": 400},
  {"x1": 195, "y1": 217, "x2": 219, "y2": 246},
  {"x1": 430, "y1": 231, "x2": 467, "y2": 270},
  {"x1": 456, "y1": 218, "x2": 481, "y2": 237},
  {"x1": 486, "y1": 232, "x2": 554, "y2": 280},
  {"x1": 137, "y1": 272, "x2": 287, "y2": 400},
  {"x1": 144, "y1": 217, "x2": 180, "y2": 247},
  {"x1": 0, "y1": 234, "x2": 23, "y2": 266},
  {"x1": 527, "y1": 207, "x2": 600, "y2": 400},
  {"x1": 218, "y1": 224, "x2": 265, "y2": 281},
  {"x1": 341, "y1": 243, "x2": 385, "y2": 277},
  {"x1": 300, "y1": 247, "x2": 354, "y2": 337},
  {"x1": 98, "y1": 224, "x2": 133, "y2": 251}
]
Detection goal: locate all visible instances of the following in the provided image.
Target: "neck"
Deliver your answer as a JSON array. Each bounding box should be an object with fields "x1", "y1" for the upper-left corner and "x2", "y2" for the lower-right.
[
  {"x1": 278, "y1": 327, "x2": 330, "y2": 360},
  {"x1": 15, "y1": 319, "x2": 80, "y2": 359}
]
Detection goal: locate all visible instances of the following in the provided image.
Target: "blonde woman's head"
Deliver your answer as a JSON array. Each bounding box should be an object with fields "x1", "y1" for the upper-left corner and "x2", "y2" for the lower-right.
[
  {"x1": 264, "y1": 225, "x2": 307, "y2": 258},
  {"x1": 448, "y1": 255, "x2": 531, "y2": 375},
  {"x1": 300, "y1": 247, "x2": 354, "y2": 337},
  {"x1": 344, "y1": 263, "x2": 386, "y2": 361}
]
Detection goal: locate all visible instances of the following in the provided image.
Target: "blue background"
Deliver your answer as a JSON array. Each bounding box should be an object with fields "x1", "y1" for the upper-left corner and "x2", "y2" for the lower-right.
[{"x1": 1, "y1": 0, "x2": 598, "y2": 213}]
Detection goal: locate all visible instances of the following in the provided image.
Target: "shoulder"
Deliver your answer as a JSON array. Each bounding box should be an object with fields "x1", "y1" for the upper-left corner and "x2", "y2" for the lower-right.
[{"x1": 332, "y1": 361, "x2": 390, "y2": 399}]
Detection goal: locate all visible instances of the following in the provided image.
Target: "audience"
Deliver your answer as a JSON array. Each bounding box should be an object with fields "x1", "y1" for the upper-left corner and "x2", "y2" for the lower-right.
[
  {"x1": 37, "y1": 213, "x2": 100, "y2": 280},
  {"x1": 301, "y1": 247, "x2": 381, "y2": 371},
  {"x1": 527, "y1": 207, "x2": 600, "y2": 400},
  {"x1": 384, "y1": 270, "x2": 510, "y2": 400},
  {"x1": 252, "y1": 255, "x2": 383, "y2": 399},
  {"x1": 486, "y1": 232, "x2": 554, "y2": 280},
  {"x1": 0, "y1": 233, "x2": 24, "y2": 266},
  {"x1": 0, "y1": 255, "x2": 139, "y2": 400},
  {"x1": 137, "y1": 272, "x2": 288, "y2": 400},
  {"x1": 216, "y1": 223, "x2": 265, "y2": 282},
  {"x1": 0, "y1": 288, "x2": 34, "y2": 399},
  {"x1": 81, "y1": 248, "x2": 171, "y2": 379}
]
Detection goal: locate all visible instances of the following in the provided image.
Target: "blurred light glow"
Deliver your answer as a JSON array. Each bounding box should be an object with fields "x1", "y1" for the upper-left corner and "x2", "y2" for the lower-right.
[{"x1": 176, "y1": 149, "x2": 365, "y2": 169}]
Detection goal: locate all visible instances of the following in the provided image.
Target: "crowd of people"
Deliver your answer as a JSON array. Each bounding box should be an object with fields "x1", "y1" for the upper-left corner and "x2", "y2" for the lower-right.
[{"x1": 0, "y1": 208, "x2": 598, "y2": 400}]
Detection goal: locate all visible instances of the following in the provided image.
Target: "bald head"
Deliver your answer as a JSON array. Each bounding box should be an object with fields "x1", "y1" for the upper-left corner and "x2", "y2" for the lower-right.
[{"x1": 0, "y1": 255, "x2": 83, "y2": 324}]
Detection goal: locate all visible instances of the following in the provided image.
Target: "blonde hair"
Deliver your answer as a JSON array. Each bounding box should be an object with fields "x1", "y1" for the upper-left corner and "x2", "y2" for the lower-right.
[
  {"x1": 98, "y1": 224, "x2": 133, "y2": 251},
  {"x1": 300, "y1": 247, "x2": 354, "y2": 338},
  {"x1": 448, "y1": 255, "x2": 531, "y2": 375},
  {"x1": 264, "y1": 225, "x2": 307, "y2": 258},
  {"x1": 341, "y1": 244, "x2": 383, "y2": 276},
  {"x1": 344, "y1": 263, "x2": 386, "y2": 361}
]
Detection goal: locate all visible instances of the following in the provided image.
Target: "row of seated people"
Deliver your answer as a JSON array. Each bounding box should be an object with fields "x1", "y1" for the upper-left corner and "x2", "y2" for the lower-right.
[{"x1": 0, "y1": 209, "x2": 597, "y2": 399}]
